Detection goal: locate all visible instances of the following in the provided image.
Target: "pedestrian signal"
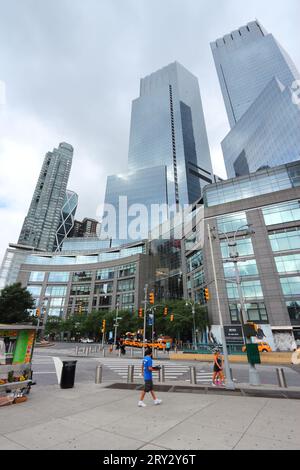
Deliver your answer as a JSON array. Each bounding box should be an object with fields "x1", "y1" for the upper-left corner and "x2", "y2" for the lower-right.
[{"x1": 138, "y1": 308, "x2": 143, "y2": 318}]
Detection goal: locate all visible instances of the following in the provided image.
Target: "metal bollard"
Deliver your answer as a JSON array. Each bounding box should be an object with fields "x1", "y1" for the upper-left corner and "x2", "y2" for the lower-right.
[
  {"x1": 276, "y1": 368, "x2": 287, "y2": 388},
  {"x1": 118, "y1": 348, "x2": 121, "y2": 358},
  {"x1": 130, "y1": 348, "x2": 133, "y2": 357},
  {"x1": 127, "y1": 365, "x2": 134, "y2": 383},
  {"x1": 102, "y1": 348, "x2": 106, "y2": 357},
  {"x1": 161, "y1": 365, "x2": 165, "y2": 383},
  {"x1": 75, "y1": 346, "x2": 79, "y2": 356},
  {"x1": 190, "y1": 366, "x2": 197, "y2": 385},
  {"x1": 95, "y1": 364, "x2": 103, "y2": 384}
]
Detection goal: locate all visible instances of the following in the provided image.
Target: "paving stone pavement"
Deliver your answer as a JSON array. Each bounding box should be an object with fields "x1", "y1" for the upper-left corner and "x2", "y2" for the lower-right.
[{"x1": 0, "y1": 382, "x2": 300, "y2": 450}]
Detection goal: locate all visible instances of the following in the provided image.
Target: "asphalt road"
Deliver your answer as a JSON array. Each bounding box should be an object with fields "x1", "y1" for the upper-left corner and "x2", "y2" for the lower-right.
[{"x1": 31, "y1": 342, "x2": 300, "y2": 388}]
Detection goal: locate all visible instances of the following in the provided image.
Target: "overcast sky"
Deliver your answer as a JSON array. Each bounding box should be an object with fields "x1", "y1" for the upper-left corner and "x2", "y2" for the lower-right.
[{"x1": 0, "y1": 0, "x2": 300, "y2": 262}]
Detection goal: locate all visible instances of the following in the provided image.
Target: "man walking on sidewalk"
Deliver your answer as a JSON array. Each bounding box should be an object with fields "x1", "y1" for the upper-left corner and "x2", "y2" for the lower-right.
[{"x1": 138, "y1": 348, "x2": 162, "y2": 407}]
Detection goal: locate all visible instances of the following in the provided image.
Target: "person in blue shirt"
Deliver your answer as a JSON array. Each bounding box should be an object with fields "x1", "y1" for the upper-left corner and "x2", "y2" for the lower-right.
[{"x1": 138, "y1": 348, "x2": 162, "y2": 407}]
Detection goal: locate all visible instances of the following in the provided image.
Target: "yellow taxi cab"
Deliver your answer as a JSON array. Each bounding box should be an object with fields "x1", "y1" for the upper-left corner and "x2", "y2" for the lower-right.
[{"x1": 242, "y1": 342, "x2": 272, "y2": 353}]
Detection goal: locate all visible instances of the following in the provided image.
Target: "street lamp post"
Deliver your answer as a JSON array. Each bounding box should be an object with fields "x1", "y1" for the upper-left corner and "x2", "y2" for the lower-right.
[
  {"x1": 207, "y1": 223, "x2": 236, "y2": 390},
  {"x1": 213, "y1": 224, "x2": 261, "y2": 386},
  {"x1": 113, "y1": 302, "x2": 122, "y2": 350}
]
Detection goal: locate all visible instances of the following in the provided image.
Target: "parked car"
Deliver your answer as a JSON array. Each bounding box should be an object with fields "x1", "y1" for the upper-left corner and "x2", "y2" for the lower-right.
[
  {"x1": 242, "y1": 342, "x2": 272, "y2": 353},
  {"x1": 79, "y1": 338, "x2": 94, "y2": 343}
]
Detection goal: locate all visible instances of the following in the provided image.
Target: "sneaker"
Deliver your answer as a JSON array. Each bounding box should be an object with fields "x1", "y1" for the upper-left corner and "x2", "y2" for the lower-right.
[
  {"x1": 154, "y1": 399, "x2": 162, "y2": 405},
  {"x1": 211, "y1": 383, "x2": 217, "y2": 387},
  {"x1": 138, "y1": 401, "x2": 146, "y2": 407}
]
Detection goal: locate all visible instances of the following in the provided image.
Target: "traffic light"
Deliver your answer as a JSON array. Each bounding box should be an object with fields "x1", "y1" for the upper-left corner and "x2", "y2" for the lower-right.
[
  {"x1": 36, "y1": 308, "x2": 40, "y2": 318},
  {"x1": 102, "y1": 319, "x2": 106, "y2": 333},
  {"x1": 170, "y1": 314, "x2": 174, "y2": 322},
  {"x1": 78, "y1": 305, "x2": 83, "y2": 314},
  {"x1": 163, "y1": 307, "x2": 168, "y2": 316},
  {"x1": 138, "y1": 308, "x2": 143, "y2": 318},
  {"x1": 149, "y1": 292, "x2": 155, "y2": 305},
  {"x1": 204, "y1": 288, "x2": 210, "y2": 302}
]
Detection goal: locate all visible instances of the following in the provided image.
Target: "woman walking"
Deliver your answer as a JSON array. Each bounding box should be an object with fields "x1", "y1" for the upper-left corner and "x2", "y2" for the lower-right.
[{"x1": 212, "y1": 349, "x2": 225, "y2": 386}]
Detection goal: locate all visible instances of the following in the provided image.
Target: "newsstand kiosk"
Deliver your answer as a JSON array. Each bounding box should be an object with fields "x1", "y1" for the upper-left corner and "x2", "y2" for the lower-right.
[{"x1": 0, "y1": 324, "x2": 36, "y2": 406}]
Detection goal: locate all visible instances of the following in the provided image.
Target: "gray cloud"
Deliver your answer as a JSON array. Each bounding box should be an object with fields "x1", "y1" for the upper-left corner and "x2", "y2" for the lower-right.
[{"x1": 0, "y1": 0, "x2": 300, "y2": 259}]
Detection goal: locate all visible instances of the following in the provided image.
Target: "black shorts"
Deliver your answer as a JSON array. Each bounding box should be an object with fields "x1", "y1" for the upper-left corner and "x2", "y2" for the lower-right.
[
  {"x1": 213, "y1": 366, "x2": 222, "y2": 373},
  {"x1": 144, "y1": 380, "x2": 153, "y2": 392}
]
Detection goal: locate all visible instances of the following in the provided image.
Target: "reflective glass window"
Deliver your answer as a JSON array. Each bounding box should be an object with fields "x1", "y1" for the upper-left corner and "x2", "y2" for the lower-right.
[
  {"x1": 217, "y1": 212, "x2": 247, "y2": 234},
  {"x1": 263, "y1": 201, "x2": 300, "y2": 226},
  {"x1": 227, "y1": 280, "x2": 263, "y2": 300},
  {"x1": 224, "y1": 260, "x2": 259, "y2": 278},
  {"x1": 269, "y1": 229, "x2": 300, "y2": 252},
  {"x1": 72, "y1": 271, "x2": 93, "y2": 282},
  {"x1": 70, "y1": 285, "x2": 91, "y2": 296},
  {"x1": 29, "y1": 272, "x2": 45, "y2": 282},
  {"x1": 275, "y1": 255, "x2": 300, "y2": 274},
  {"x1": 45, "y1": 285, "x2": 67, "y2": 296},
  {"x1": 229, "y1": 303, "x2": 268, "y2": 323},
  {"x1": 118, "y1": 263, "x2": 136, "y2": 278},
  {"x1": 286, "y1": 301, "x2": 300, "y2": 323},
  {"x1": 96, "y1": 268, "x2": 115, "y2": 281},
  {"x1": 280, "y1": 277, "x2": 300, "y2": 296},
  {"x1": 48, "y1": 272, "x2": 69, "y2": 282},
  {"x1": 94, "y1": 283, "x2": 113, "y2": 295},
  {"x1": 27, "y1": 285, "x2": 42, "y2": 296},
  {"x1": 221, "y1": 238, "x2": 254, "y2": 259},
  {"x1": 187, "y1": 251, "x2": 203, "y2": 273},
  {"x1": 117, "y1": 278, "x2": 135, "y2": 292}
]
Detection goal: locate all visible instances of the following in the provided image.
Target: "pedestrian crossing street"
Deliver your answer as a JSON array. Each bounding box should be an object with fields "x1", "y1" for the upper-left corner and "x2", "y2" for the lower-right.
[{"x1": 96, "y1": 359, "x2": 214, "y2": 384}]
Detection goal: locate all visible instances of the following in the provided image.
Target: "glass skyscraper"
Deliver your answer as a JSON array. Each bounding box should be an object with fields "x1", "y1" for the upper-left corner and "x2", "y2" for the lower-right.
[
  {"x1": 18, "y1": 142, "x2": 74, "y2": 252},
  {"x1": 54, "y1": 190, "x2": 78, "y2": 252},
  {"x1": 102, "y1": 62, "x2": 213, "y2": 243},
  {"x1": 211, "y1": 20, "x2": 300, "y2": 178}
]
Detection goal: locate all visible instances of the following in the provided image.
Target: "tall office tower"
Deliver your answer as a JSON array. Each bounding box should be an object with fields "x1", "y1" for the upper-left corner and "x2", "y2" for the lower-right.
[
  {"x1": 211, "y1": 20, "x2": 300, "y2": 178},
  {"x1": 102, "y1": 62, "x2": 213, "y2": 244},
  {"x1": 18, "y1": 142, "x2": 74, "y2": 252},
  {"x1": 54, "y1": 190, "x2": 78, "y2": 251},
  {"x1": 128, "y1": 62, "x2": 213, "y2": 206}
]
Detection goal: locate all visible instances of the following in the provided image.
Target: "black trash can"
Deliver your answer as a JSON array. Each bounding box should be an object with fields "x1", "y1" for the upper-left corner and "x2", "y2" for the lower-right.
[{"x1": 60, "y1": 360, "x2": 77, "y2": 389}]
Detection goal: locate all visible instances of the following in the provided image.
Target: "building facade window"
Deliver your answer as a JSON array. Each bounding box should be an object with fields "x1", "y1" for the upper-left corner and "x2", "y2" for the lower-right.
[
  {"x1": 223, "y1": 260, "x2": 259, "y2": 278},
  {"x1": 72, "y1": 271, "x2": 93, "y2": 282},
  {"x1": 286, "y1": 301, "x2": 300, "y2": 324},
  {"x1": 48, "y1": 272, "x2": 69, "y2": 282},
  {"x1": 117, "y1": 293, "x2": 135, "y2": 307},
  {"x1": 280, "y1": 277, "x2": 300, "y2": 296},
  {"x1": 263, "y1": 200, "x2": 300, "y2": 226},
  {"x1": 70, "y1": 285, "x2": 91, "y2": 296},
  {"x1": 269, "y1": 229, "x2": 300, "y2": 252},
  {"x1": 193, "y1": 270, "x2": 205, "y2": 288},
  {"x1": 96, "y1": 268, "x2": 115, "y2": 281},
  {"x1": 221, "y1": 238, "x2": 254, "y2": 258},
  {"x1": 227, "y1": 280, "x2": 263, "y2": 300},
  {"x1": 27, "y1": 285, "x2": 42, "y2": 297},
  {"x1": 217, "y1": 212, "x2": 248, "y2": 234},
  {"x1": 187, "y1": 250, "x2": 203, "y2": 273},
  {"x1": 98, "y1": 296, "x2": 112, "y2": 306},
  {"x1": 118, "y1": 263, "x2": 136, "y2": 278},
  {"x1": 275, "y1": 255, "x2": 300, "y2": 274},
  {"x1": 45, "y1": 285, "x2": 67, "y2": 296},
  {"x1": 94, "y1": 283, "x2": 113, "y2": 295},
  {"x1": 229, "y1": 303, "x2": 269, "y2": 324},
  {"x1": 117, "y1": 278, "x2": 135, "y2": 292},
  {"x1": 29, "y1": 272, "x2": 45, "y2": 282}
]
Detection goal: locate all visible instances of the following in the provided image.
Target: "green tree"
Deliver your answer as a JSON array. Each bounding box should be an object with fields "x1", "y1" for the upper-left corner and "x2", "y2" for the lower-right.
[
  {"x1": 45, "y1": 316, "x2": 63, "y2": 340},
  {"x1": 0, "y1": 283, "x2": 35, "y2": 324}
]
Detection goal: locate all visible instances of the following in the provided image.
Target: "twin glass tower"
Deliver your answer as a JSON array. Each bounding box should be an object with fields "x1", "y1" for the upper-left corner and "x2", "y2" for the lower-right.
[
  {"x1": 102, "y1": 62, "x2": 213, "y2": 244},
  {"x1": 211, "y1": 20, "x2": 300, "y2": 178}
]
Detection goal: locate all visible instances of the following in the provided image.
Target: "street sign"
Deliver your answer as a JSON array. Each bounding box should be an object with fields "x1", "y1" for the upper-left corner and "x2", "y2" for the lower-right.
[{"x1": 224, "y1": 326, "x2": 243, "y2": 344}]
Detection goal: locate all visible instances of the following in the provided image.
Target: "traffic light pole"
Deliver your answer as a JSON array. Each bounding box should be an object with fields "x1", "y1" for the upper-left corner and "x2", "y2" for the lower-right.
[
  {"x1": 207, "y1": 224, "x2": 235, "y2": 390},
  {"x1": 143, "y1": 284, "x2": 148, "y2": 357}
]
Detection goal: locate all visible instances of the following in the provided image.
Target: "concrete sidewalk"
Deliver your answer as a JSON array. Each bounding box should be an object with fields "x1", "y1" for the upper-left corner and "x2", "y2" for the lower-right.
[{"x1": 0, "y1": 382, "x2": 300, "y2": 450}]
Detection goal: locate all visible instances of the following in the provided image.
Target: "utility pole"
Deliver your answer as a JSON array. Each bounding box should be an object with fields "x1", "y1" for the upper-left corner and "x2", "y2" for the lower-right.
[
  {"x1": 228, "y1": 237, "x2": 261, "y2": 386},
  {"x1": 207, "y1": 224, "x2": 235, "y2": 390}
]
